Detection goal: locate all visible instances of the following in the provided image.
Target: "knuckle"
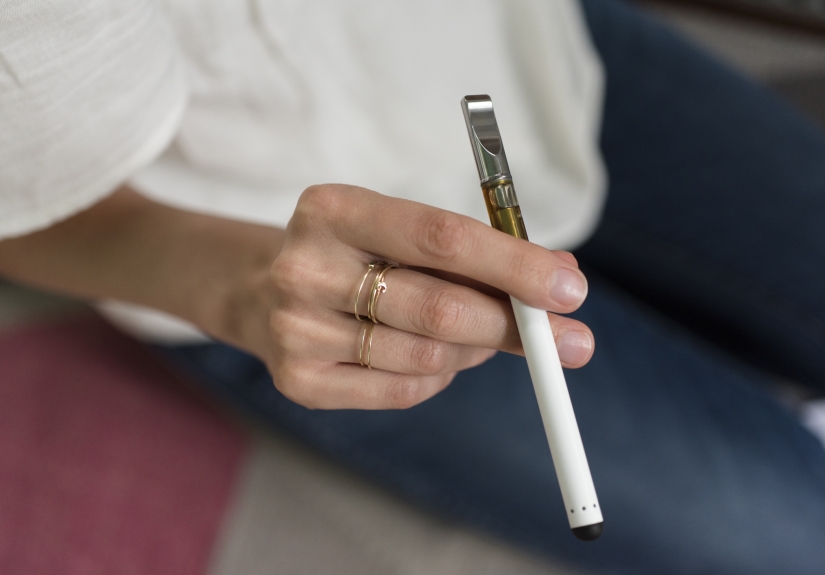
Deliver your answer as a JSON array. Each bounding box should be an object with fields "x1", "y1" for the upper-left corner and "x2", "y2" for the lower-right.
[
  {"x1": 270, "y1": 254, "x2": 307, "y2": 297},
  {"x1": 295, "y1": 184, "x2": 343, "y2": 220},
  {"x1": 268, "y1": 308, "x2": 302, "y2": 354},
  {"x1": 384, "y1": 376, "x2": 423, "y2": 409},
  {"x1": 273, "y1": 361, "x2": 320, "y2": 408},
  {"x1": 418, "y1": 286, "x2": 466, "y2": 338},
  {"x1": 416, "y1": 211, "x2": 467, "y2": 262},
  {"x1": 410, "y1": 337, "x2": 449, "y2": 375}
]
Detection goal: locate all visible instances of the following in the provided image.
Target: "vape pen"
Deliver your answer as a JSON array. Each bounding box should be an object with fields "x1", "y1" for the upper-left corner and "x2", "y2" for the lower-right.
[{"x1": 461, "y1": 95, "x2": 603, "y2": 541}]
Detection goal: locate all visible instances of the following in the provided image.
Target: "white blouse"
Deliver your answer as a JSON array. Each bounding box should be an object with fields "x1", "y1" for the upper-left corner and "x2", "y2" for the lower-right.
[{"x1": 1, "y1": 0, "x2": 606, "y2": 342}]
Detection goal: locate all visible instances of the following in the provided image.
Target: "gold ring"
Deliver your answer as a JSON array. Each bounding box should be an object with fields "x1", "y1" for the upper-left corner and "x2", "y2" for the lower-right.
[
  {"x1": 354, "y1": 262, "x2": 387, "y2": 321},
  {"x1": 358, "y1": 322, "x2": 376, "y2": 369},
  {"x1": 368, "y1": 264, "x2": 397, "y2": 323}
]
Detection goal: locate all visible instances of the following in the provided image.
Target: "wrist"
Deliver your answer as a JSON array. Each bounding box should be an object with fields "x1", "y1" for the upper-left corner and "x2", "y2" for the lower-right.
[
  {"x1": 195, "y1": 220, "x2": 285, "y2": 360},
  {"x1": 211, "y1": 259, "x2": 275, "y2": 360}
]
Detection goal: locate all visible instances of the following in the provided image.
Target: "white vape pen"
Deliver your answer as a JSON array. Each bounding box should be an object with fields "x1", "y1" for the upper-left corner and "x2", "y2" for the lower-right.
[{"x1": 461, "y1": 95, "x2": 603, "y2": 541}]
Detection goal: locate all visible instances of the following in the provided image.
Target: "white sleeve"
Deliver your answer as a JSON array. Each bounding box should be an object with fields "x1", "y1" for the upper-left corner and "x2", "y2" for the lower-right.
[
  {"x1": 504, "y1": 0, "x2": 607, "y2": 250},
  {"x1": 0, "y1": 0, "x2": 187, "y2": 240}
]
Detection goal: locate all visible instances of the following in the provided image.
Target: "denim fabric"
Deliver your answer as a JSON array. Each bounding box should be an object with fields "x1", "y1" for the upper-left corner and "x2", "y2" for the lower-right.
[
  {"x1": 158, "y1": 1, "x2": 825, "y2": 573},
  {"x1": 578, "y1": 0, "x2": 825, "y2": 389}
]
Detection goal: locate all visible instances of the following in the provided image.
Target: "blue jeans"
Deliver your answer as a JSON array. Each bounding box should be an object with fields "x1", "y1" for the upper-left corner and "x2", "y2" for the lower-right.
[{"x1": 159, "y1": 1, "x2": 825, "y2": 573}]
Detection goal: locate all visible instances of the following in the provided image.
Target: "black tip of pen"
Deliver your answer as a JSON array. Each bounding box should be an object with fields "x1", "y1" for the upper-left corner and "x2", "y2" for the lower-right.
[{"x1": 572, "y1": 522, "x2": 603, "y2": 541}]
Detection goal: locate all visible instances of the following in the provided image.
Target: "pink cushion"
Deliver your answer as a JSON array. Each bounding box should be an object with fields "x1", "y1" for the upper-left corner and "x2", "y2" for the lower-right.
[{"x1": 0, "y1": 317, "x2": 247, "y2": 575}]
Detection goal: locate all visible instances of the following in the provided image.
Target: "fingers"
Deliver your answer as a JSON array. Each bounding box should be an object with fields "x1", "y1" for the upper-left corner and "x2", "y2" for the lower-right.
[
  {"x1": 357, "y1": 323, "x2": 497, "y2": 375},
  {"x1": 275, "y1": 360, "x2": 457, "y2": 410},
  {"x1": 267, "y1": 184, "x2": 597, "y2": 410},
  {"x1": 271, "y1": 306, "x2": 496, "y2": 375},
  {"x1": 371, "y1": 267, "x2": 517, "y2": 351},
  {"x1": 302, "y1": 185, "x2": 588, "y2": 313},
  {"x1": 272, "y1": 250, "x2": 593, "y2": 367},
  {"x1": 373, "y1": 268, "x2": 593, "y2": 363}
]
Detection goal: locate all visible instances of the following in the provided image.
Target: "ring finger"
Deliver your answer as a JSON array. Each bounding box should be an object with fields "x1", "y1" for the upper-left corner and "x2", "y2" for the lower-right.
[
  {"x1": 358, "y1": 266, "x2": 594, "y2": 366},
  {"x1": 275, "y1": 248, "x2": 593, "y2": 366},
  {"x1": 277, "y1": 307, "x2": 497, "y2": 375}
]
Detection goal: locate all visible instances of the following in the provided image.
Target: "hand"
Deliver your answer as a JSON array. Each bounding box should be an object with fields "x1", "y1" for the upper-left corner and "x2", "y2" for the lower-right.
[
  {"x1": 0, "y1": 184, "x2": 593, "y2": 411},
  {"x1": 255, "y1": 184, "x2": 594, "y2": 410}
]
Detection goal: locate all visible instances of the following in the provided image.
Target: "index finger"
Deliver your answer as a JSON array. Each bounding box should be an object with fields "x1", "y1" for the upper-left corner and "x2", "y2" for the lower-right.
[{"x1": 311, "y1": 185, "x2": 588, "y2": 314}]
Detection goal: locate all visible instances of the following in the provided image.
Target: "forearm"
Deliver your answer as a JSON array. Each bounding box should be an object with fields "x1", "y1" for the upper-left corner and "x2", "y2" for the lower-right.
[{"x1": 0, "y1": 187, "x2": 285, "y2": 356}]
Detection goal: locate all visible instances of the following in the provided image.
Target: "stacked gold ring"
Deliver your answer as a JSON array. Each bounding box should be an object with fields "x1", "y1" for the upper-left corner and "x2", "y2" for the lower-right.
[
  {"x1": 359, "y1": 323, "x2": 376, "y2": 369},
  {"x1": 368, "y1": 263, "x2": 396, "y2": 323},
  {"x1": 354, "y1": 262, "x2": 385, "y2": 321},
  {"x1": 354, "y1": 261, "x2": 397, "y2": 368}
]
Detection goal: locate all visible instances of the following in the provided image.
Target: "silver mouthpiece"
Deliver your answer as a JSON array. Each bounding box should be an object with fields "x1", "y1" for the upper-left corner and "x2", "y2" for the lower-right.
[{"x1": 461, "y1": 95, "x2": 511, "y2": 184}]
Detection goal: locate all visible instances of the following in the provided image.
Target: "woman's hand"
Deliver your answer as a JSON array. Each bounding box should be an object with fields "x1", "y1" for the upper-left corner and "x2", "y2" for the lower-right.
[
  {"x1": 0, "y1": 184, "x2": 593, "y2": 411},
  {"x1": 254, "y1": 184, "x2": 594, "y2": 409}
]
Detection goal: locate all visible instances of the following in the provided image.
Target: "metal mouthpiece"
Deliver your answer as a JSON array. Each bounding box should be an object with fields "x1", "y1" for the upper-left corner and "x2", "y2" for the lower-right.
[
  {"x1": 461, "y1": 95, "x2": 527, "y2": 240},
  {"x1": 461, "y1": 95, "x2": 511, "y2": 184}
]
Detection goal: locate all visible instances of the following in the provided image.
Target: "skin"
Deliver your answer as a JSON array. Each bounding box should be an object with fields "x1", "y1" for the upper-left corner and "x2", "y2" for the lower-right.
[{"x1": 0, "y1": 184, "x2": 594, "y2": 409}]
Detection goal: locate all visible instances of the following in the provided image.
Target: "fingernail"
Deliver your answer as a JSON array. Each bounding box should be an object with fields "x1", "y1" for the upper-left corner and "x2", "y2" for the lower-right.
[
  {"x1": 550, "y1": 268, "x2": 587, "y2": 307},
  {"x1": 556, "y1": 331, "x2": 593, "y2": 366}
]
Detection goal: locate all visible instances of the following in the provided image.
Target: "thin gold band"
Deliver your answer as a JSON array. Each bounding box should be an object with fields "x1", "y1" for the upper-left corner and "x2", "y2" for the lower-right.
[
  {"x1": 354, "y1": 262, "x2": 387, "y2": 321},
  {"x1": 368, "y1": 264, "x2": 397, "y2": 324},
  {"x1": 356, "y1": 261, "x2": 395, "y2": 368},
  {"x1": 358, "y1": 322, "x2": 376, "y2": 369}
]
